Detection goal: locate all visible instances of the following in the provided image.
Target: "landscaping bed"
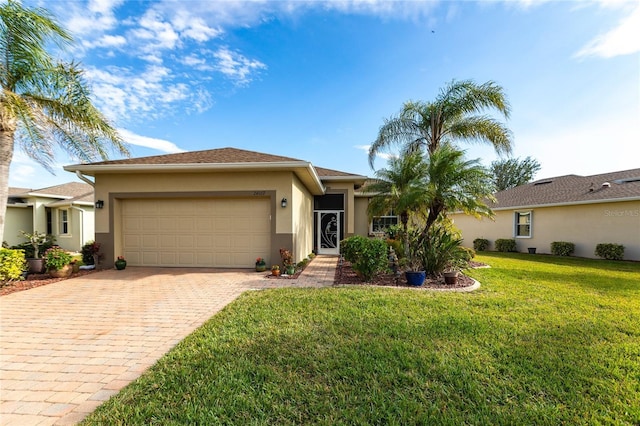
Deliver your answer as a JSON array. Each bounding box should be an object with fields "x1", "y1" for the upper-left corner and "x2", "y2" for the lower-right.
[
  {"x1": 334, "y1": 259, "x2": 478, "y2": 289},
  {"x1": 0, "y1": 270, "x2": 97, "y2": 296}
]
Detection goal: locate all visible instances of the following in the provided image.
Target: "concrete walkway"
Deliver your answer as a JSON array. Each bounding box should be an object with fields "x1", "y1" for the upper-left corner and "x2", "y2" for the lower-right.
[{"x1": 0, "y1": 256, "x2": 337, "y2": 425}]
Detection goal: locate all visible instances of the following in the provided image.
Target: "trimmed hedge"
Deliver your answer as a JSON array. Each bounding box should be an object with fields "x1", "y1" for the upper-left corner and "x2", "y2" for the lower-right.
[
  {"x1": 495, "y1": 238, "x2": 517, "y2": 252},
  {"x1": 595, "y1": 243, "x2": 625, "y2": 261},
  {"x1": 551, "y1": 241, "x2": 575, "y2": 256},
  {"x1": 473, "y1": 238, "x2": 490, "y2": 252},
  {"x1": 340, "y1": 236, "x2": 388, "y2": 281}
]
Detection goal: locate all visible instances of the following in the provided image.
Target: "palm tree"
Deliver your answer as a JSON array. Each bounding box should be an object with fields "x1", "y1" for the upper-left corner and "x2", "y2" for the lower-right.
[
  {"x1": 420, "y1": 143, "x2": 495, "y2": 236},
  {"x1": 368, "y1": 79, "x2": 512, "y2": 168},
  {"x1": 367, "y1": 152, "x2": 428, "y2": 261},
  {"x1": 0, "y1": 1, "x2": 128, "y2": 243}
]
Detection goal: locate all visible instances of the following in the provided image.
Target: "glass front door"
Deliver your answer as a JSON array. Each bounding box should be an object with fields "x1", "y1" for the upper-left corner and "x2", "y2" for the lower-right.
[{"x1": 317, "y1": 211, "x2": 340, "y2": 255}]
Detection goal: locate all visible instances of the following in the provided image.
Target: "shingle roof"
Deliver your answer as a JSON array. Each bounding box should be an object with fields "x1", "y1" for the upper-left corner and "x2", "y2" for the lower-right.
[
  {"x1": 84, "y1": 147, "x2": 303, "y2": 166},
  {"x1": 492, "y1": 168, "x2": 640, "y2": 209},
  {"x1": 25, "y1": 182, "x2": 93, "y2": 199},
  {"x1": 314, "y1": 166, "x2": 366, "y2": 178}
]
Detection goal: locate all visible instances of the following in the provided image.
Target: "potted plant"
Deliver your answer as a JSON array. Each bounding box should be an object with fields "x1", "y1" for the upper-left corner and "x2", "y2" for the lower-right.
[
  {"x1": 442, "y1": 248, "x2": 470, "y2": 285},
  {"x1": 255, "y1": 257, "x2": 267, "y2": 272},
  {"x1": 279, "y1": 248, "x2": 294, "y2": 275},
  {"x1": 20, "y1": 230, "x2": 49, "y2": 273},
  {"x1": 115, "y1": 256, "x2": 127, "y2": 270},
  {"x1": 271, "y1": 265, "x2": 280, "y2": 276},
  {"x1": 43, "y1": 246, "x2": 73, "y2": 278},
  {"x1": 404, "y1": 230, "x2": 426, "y2": 286}
]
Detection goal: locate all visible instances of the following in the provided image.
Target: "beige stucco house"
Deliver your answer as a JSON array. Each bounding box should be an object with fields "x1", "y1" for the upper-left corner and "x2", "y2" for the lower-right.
[
  {"x1": 64, "y1": 147, "x2": 368, "y2": 268},
  {"x1": 4, "y1": 183, "x2": 95, "y2": 252},
  {"x1": 449, "y1": 168, "x2": 640, "y2": 261}
]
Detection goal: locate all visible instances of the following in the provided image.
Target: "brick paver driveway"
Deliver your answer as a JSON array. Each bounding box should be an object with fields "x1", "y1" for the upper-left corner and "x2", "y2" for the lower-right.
[{"x1": 0, "y1": 257, "x2": 336, "y2": 425}]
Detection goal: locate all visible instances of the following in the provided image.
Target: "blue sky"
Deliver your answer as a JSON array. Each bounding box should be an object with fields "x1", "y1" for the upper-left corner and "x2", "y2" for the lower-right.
[{"x1": 9, "y1": 0, "x2": 640, "y2": 188}]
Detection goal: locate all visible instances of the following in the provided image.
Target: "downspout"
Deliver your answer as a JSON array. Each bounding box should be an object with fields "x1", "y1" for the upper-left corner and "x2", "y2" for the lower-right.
[{"x1": 75, "y1": 170, "x2": 95, "y2": 187}]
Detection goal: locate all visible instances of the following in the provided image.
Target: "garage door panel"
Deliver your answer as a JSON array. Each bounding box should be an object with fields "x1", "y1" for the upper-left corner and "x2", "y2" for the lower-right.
[{"x1": 123, "y1": 198, "x2": 271, "y2": 267}]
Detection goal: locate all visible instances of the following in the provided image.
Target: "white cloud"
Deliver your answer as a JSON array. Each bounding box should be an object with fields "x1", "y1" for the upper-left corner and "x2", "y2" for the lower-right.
[
  {"x1": 354, "y1": 145, "x2": 395, "y2": 165},
  {"x1": 574, "y1": 3, "x2": 640, "y2": 58},
  {"x1": 214, "y1": 47, "x2": 267, "y2": 85},
  {"x1": 118, "y1": 129, "x2": 185, "y2": 153}
]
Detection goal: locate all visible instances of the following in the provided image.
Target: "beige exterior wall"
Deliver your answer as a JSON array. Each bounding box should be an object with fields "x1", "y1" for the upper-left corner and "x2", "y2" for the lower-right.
[
  {"x1": 291, "y1": 174, "x2": 314, "y2": 263},
  {"x1": 4, "y1": 206, "x2": 33, "y2": 247},
  {"x1": 354, "y1": 197, "x2": 370, "y2": 237},
  {"x1": 55, "y1": 207, "x2": 90, "y2": 252},
  {"x1": 450, "y1": 200, "x2": 640, "y2": 260},
  {"x1": 94, "y1": 171, "x2": 316, "y2": 265}
]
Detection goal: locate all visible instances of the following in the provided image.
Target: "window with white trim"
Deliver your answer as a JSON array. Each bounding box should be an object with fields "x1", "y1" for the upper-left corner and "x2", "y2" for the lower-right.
[
  {"x1": 371, "y1": 210, "x2": 399, "y2": 233},
  {"x1": 514, "y1": 211, "x2": 532, "y2": 238},
  {"x1": 59, "y1": 209, "x2": 69, "y2": 235}
]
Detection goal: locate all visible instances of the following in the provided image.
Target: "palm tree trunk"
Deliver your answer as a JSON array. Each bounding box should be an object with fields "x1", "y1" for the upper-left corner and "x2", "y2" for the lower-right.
[{"x1": 0, "y1": 126, "x2": 16, "y2": 244}]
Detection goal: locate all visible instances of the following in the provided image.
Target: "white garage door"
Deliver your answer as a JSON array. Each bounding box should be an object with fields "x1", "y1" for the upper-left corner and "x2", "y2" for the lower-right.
[{"x1": 122, "y1": 198, "x2": 270, "y2": 268}]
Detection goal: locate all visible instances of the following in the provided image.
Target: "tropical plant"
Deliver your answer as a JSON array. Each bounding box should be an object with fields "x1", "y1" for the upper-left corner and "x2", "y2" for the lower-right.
[
  {"x1": 279, "y1": 248, "x2": 293, "y2": 268},
  {"x1": 0, "y1": 1, "x2": 129, "y2": 243},
  {"x1": 43, "y1": 246, "x2": 72, "y2": 270},
  {"x1": 368, "y1": 79, "x2": 512, "y2": 167},
  {"x1": 414, "y1": 219, "x2": 469, "y2": 276},
  {"x1": 419, "y1": 143, "x2": 496, "y2": 237},
  {"x1": 367, "y1": 151, "x2": 428, "y2": 260},
  {"x1": 491, "y1": 156, "x2": 541, "y2": 191}
]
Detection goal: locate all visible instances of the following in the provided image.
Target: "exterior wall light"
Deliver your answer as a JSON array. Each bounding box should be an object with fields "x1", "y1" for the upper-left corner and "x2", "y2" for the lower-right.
[
  {"x1": 281, "y1": 197, "x2": 287, "y2": 208},
  {"x1": 95, "y1": 200, "x2": 104, "y2": 209}
]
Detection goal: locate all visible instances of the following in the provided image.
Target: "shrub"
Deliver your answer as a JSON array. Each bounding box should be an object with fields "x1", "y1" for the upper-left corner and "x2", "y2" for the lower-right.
[
  {"x1": 551, "y1": 241, "x2": 575, "y2": 256},
  {"x1": 417, "y1": 224, "x2": 468, "y2": 276},
  {"x1": 473, "y1": 238, "x2": 490, "y2": 251},
  {"x1": 495, "y1": 238, "x2": 517, "y2": 252},
  {"x1": 43, "y1": 246, "x2": 73, "y2": 270},
  {"x1": 279, "y1": 248, "x2": 294, "y2": 268},
  {"x1": 595, "y1": 243, "x2": 625, "y2": 261},
  {"x1": 81, "y1": 240, "x2": 101, "y2": 265},
  {"x1": 0, "y1": 248, "x2": 26, "y2": 282},
  {"x1": 340, "y1": 235, "x2": 388, "y2": 281}
]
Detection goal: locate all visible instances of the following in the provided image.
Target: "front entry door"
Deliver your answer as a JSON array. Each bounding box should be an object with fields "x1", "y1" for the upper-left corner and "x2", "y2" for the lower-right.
[{"x1": 317, "y1": 211, "x2": 340, "y2": 255}]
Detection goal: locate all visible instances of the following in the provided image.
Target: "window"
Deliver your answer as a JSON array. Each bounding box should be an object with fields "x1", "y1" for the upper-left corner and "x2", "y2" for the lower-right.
[
  {"x1": 59, "y1": 209, "x2": 69, "y2": 235},
  {"x1": 371, "y1": 210, "x2": 399, "y2": 233},
  {"x1": 514, "y1": 211, "x2": 532, "y2": 237}
]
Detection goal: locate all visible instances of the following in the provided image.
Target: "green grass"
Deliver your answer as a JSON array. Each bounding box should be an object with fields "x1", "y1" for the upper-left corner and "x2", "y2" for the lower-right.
[{"x1": 82, "y1": 253, "x2": 640, "y2": 425}]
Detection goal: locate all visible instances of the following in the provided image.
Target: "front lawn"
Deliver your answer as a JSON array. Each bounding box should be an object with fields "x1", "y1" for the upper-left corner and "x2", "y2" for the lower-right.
[{"x1": 83, "y1": 253, "x2": 640, "y2": 425}]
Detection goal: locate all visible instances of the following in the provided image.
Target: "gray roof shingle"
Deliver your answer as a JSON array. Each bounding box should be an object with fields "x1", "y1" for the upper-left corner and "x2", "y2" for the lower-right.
[{"x1": 492, "y1": 168, "x2": 640, "y2": 209}]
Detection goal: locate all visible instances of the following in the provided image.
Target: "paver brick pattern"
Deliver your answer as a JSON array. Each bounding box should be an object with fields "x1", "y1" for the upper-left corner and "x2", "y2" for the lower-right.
[{"x1": 1, "y1": 256, "x2": 337, "y2": 425}]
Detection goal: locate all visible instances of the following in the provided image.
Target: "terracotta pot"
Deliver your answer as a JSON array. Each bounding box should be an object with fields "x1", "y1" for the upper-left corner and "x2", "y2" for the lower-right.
[
  {"x1": 272, "y1": 270, "x2": 281, "y2": 276},
  {"x1": 48, "y1": 264, "x2": 73, "y2": 278},
  {"x1": 27, "y1": 258, "x2": 45, "y2": 274},
  {"x1": 443, "y1": 271, "x2": 458, "y2": 285}
]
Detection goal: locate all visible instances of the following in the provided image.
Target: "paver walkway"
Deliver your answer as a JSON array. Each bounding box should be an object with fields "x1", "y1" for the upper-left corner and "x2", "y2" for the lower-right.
[{"x1": 1, "y1": 255, "x2": 337, "y2": 425}]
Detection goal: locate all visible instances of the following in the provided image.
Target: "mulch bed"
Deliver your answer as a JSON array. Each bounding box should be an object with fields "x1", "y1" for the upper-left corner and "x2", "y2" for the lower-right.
[
  {"x1": 334, "y1": 260, "x2": 479, "y2": 290},
  {"x1": 1, "y1": 270, "x2": 98, "y2": 296}
]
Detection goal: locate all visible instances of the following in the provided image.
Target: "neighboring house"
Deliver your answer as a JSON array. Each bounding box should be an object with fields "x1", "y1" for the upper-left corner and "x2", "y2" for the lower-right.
[
  {"x1": 64, "y1": 147, "x2": 368, "y2": 268},
  {"x1": 4, "y1": 182, "x2": 95, "y2": 252},
  {"x1": 449, "y1": 168, "x2": 640, "y2": 261}
]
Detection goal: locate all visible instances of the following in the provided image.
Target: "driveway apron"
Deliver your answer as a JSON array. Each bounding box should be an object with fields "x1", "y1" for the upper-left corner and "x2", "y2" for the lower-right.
[{"x1": 0, "y1": 256, "x2": 337, "y2": 425}]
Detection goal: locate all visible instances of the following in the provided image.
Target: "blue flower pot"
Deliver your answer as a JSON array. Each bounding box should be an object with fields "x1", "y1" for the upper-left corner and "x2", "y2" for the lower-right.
[{"x1": 405, "y1": 271, "x2": 426, "y2": 286}]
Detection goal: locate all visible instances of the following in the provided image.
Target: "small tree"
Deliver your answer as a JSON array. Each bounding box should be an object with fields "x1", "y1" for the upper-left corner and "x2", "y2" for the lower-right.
[{"x1": 491, "y1": 156, "x2": 541, "y2": 191}]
